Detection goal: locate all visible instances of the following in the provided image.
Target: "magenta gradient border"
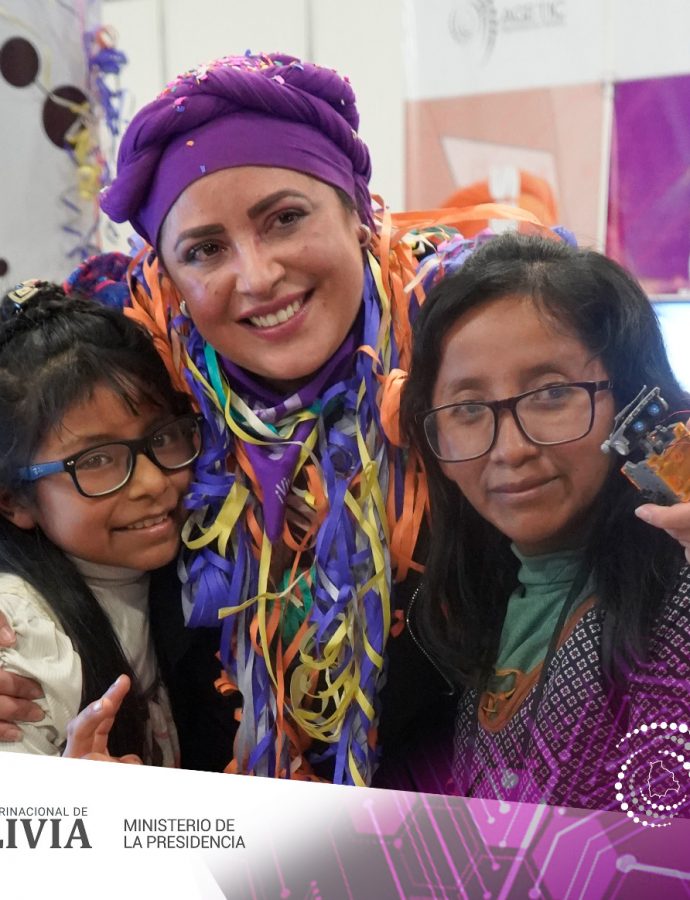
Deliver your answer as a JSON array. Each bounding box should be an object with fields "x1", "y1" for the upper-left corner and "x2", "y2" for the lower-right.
[{"x1": 207, "y1": 788, "x2": 690, "y2": 898}]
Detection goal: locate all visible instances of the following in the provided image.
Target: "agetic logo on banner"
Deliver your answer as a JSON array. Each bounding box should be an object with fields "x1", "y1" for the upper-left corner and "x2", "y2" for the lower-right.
[{"x1": 448, "y1": 0, "x2": 567, "y2": 64}]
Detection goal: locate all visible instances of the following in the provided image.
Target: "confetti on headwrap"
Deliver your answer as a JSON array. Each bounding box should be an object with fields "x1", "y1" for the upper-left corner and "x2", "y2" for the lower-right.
[{"x1": 100, "y1": 51, "x2": 373, "y2": 246}]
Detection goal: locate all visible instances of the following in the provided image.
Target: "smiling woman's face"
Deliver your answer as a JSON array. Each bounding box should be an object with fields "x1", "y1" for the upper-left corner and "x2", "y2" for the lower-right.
[
  {"x1": 159, "y1": 166, "x2": 365, "y2": 392},
  {"x1": 431, "y1": 293, "x2": 616, "y2": 556}
]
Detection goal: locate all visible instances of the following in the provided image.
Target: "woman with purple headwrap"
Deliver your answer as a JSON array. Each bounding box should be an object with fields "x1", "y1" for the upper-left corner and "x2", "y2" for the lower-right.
[
  {"x1": 2, "y1": 51, "x2": 690, "y2": 788},
  {"x1": 99, "y1": 50, "x2": 463, "y2": 786}
]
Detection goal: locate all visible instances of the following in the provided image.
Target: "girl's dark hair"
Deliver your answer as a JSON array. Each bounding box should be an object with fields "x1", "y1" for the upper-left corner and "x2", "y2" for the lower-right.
[
  {"x1": 0, "y1": 282, "x2": 189, "y2": 757},
  {"x1": 401, "y1": 233, "x2": 689, "y2": 692}
]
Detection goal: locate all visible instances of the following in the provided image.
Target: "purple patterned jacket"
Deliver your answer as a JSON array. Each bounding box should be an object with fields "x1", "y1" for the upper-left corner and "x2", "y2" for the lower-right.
[{"x1": 453, "y1": 565, "x2": 690, "y2": 820}]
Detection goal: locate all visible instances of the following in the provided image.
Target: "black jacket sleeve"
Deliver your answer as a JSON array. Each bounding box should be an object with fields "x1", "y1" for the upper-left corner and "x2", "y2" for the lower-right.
[{"x1": 148, "y1": 564, "x2": 240, "y2": 773}]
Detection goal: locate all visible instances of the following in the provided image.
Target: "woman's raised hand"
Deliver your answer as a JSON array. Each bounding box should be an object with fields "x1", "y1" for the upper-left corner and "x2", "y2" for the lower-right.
[{"x1": 63, "y1": 674, "x2": 142, "y2": 764}]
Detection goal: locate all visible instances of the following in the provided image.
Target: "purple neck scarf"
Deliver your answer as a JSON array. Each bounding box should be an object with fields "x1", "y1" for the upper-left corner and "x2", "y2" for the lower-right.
[{"x1": 221, "y1": 326, "x2": 358, "y2": 542}]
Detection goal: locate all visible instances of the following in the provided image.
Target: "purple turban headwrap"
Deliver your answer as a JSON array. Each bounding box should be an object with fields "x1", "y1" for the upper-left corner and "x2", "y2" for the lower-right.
[{"x1": 100, "y1": 52, "x2": 373, "y2": 247}]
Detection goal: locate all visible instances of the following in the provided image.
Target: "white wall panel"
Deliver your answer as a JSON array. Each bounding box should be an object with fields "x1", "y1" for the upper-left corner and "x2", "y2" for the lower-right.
[
  {"x1": 103, "y1": 0, "x2": 164, "y2": 119},
  {"x1": 311, "y1": 0, "x2": 405, "y2": 209},
  {"x1": 164, "y1": 0, "x2": 308, "y2": 80},
  {"x1": 610, "y1": 0, "x2": 690, "y2": 82}
]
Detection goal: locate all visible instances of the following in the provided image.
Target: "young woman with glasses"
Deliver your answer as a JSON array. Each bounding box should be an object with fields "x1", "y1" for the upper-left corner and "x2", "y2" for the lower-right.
[
  {"x1": 0, "y1": 281, "x2": 205, "y2": 762},
  {"x1": 402, "y1": 232, "x2": 690, "y2": 814}
]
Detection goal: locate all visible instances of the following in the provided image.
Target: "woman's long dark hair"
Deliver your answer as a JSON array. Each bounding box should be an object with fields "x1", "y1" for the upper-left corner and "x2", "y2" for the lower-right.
[
  {"x1": 401, "y1": 233, "x2": 689, "y2": 692},
  {"x1": 0, "y1": 284, "x2": 189, "y2": 757}
]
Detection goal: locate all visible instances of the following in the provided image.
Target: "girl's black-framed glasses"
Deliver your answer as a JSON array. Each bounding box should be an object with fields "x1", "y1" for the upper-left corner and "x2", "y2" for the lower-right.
[{"x1": 18, "y1": 414, "x2": 202, "y2": 497}]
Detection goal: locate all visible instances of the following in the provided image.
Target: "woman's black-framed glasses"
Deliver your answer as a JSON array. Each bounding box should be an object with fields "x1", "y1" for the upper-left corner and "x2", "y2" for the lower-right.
[
  {"x1": 18, "y1": 414, "x2": 202, "y2": 497},
  {"x1": 421, "y1": 381, "x2": 613, "y2": 462}
]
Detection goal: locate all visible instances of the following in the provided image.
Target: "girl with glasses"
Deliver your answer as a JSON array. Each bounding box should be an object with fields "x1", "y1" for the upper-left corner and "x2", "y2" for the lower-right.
[
  {"x1": 0, "y1": 281, "x2": 210, "y2": 763},
  {"x1": 402, "y1": 232, "x2": 690, "y2": 813}
]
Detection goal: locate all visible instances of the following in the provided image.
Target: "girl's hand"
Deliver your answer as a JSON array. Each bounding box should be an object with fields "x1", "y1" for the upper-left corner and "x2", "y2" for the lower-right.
[
  {"x1": 635, "y1": 503, "x2": 690, "y2": 563},
  {"x1": 63, "y1": 674, "x2": 142, "y2": 764}
]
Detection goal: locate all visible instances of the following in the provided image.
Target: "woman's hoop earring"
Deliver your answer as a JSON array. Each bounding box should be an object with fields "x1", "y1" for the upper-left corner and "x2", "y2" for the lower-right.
[
  {"x1": 179, "y1": 300, "x2": 189, "y2": 317},
  {"x1": 358, "y1": 224, "x2": 372, "y2": 249}
]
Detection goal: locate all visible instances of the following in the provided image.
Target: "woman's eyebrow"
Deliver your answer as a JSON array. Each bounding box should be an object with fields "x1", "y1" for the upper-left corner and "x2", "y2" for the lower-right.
[
  {"x1": 439, "y1": 364, "x2": 576, "y2": 397},
  {"x1": 171, "y1": 191, "x2": 310, "y2": 252},
  {"x1": 440, "y1": 376, "x2": 485, "y2": 395},
  {"x1": 246, "y1": 190, "x2": 310, "y2": 219},
  {"x1": 173, "y1": 223, "x2": 225, "y2": 252}
]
